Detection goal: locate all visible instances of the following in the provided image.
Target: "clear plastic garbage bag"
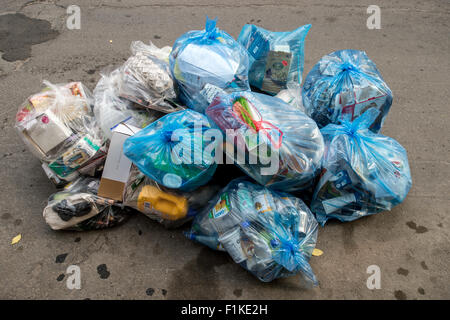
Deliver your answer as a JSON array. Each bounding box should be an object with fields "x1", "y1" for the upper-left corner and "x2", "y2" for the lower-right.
[
  {"x1": 185, "y1": 178, "x2": 319, "y2": 284},
  {"x1": 43, "y1": 177, "x2": 133, "y2": 231},
  {"x1": 123, "y1": 165, "x2": 220, "y2": 228},
  {"x1": 118, "y1": 41, "x2": 183, "y2": 113},
  {"x1": 237, "y1": 24, "x2": 311, "y2": 95},
  {"x1": 206, "y1": 91, "x2": 324, "y2": 192},
  {"x1": 123, "y1": 109, "x2": 218, "y2": 192},
  {"x1": 311, "y1": 108, "x2": 412, "y2": 225},
  {"x1": 169, "y1": 17, "x2": 250, "y2": 113},
  {"x1": 302, "y1": 49, "x2": 393, "y2": 133},
  {"x1": 93, "y1": 67, "x2": 161, "y2": 140},
  {"x1": 15, "y1": 81, "x2": 105, "y2": 182}
]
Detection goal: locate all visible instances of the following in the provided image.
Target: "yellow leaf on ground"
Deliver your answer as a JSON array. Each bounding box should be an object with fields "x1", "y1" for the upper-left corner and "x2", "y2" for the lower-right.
[
  {"x1": 312, "y1": 248, "x2": 323, "y2": 257},
  {"x1": 11, "y1": 234, "x2": 21, "y2": 245}
]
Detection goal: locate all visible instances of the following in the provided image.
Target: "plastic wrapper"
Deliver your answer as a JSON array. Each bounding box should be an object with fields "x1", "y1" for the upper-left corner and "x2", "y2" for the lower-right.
[
  {"x1": 123, "y1": 109, "x2": 218, "y2": 192},
  {"x1": 15, "y1": 81, "x2": 105, "y2": 183},
  {"x1": 169, "y1": 17, "x2": 250, "y2": 113},
  {"x1": 43, "y1": 177, "x2": 133, "y2": 231},
  {"x1": 275, "y1": 87, "x2": 306, "y2": 113},
  {"x1": 237, "y1": 24, "x2": 311, "y2": 95},
  {"x1": 94, "y1": 67, "x2": 161, "y2": 140},
  {"x1": 206, "y1": 91, "x2": 324, "y2": 191},
  {"x1": 302, "y1": 49, "x2": 393, "y2": 133},
  {"x1": 123, "y1": 166, "x2": 220, "y2": 228},
  {"x1": 311, "y1": 108, "x2": 412, "y2": 225},
  {"x1": 119, "y1": 41, "x2": 183, "y2": 113},
  {"x1": 186, "y1": 179, "x2": 319, "y2": 284}
]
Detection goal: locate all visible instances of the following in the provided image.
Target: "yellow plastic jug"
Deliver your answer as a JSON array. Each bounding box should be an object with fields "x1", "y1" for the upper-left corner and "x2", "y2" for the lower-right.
[{"x1": 137, "y1": 185, "x2": 188, "y2": 221}]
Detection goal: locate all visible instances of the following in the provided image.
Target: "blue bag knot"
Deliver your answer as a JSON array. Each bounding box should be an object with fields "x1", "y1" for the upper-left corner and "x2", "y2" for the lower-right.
[
  {"x1": 334, "y1": 107, "x2": 381, "y2": 138},
  {"x1": 343, "y1": 122, "x2": 358, "y2": 137},
  {"x1": 340, "y1": 61, "x2": 356, "y2": 72},
  {"x1": 205, "y1": 16, "x2": 218, "y2": 39},
  {"x1": 281, "y1": 238, "x2": 299, "y2": 256},
  {"x1": 162, "y1": 130, "x2": 174, "y2": 142},
  {"x1": 272, "y1": 236, "x2": 307, "y2": 272}
]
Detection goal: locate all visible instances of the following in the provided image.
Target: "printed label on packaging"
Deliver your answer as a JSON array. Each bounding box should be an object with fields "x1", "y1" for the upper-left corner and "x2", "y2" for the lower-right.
[
  {"x1": 261, "y1": 51, "x2": 292, "y2": 94},
  {"x1": 209, "y1": 193, "x2": 231, "y2": 219},
  {"x1": 247, "y1": 29, "x2": 270, "y2": 60},
  {"x1": 143, "y1": 201, "x2": 154, "y2": 213},
  {"x1": 218, "y1": 228, "x2": 247, "y2": 263},
  {"x1": 240, "y1": 235, "x2": 255, "y2": 258},
  {"x1": 200, "y1": 83, "x2": 226, "y2": 105},
  {"x1": 254, "y1": 192, "x2": 272, "y2": 214},
  {"x1": 48, "y1": 136, "x2": 100, "y2": 178}
]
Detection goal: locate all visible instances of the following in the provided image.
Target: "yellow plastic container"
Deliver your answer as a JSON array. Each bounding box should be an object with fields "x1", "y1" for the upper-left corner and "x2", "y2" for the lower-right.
[{"x1": 137, "y1": 185, "x2": 188, "y2": 221}]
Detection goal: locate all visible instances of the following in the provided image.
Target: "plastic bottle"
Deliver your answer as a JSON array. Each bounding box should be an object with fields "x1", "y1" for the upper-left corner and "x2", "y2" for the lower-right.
[{"x1": 137, "y1": 185, "x2": 188, "y2": 221}]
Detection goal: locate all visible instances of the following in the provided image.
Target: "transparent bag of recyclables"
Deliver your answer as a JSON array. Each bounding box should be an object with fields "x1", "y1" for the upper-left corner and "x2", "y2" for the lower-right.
[
  {"x1": 302, "y1": 49, "x2": 393, "y2": 133},
  {"x1": 119, "y1": 41, "x2": 183, "y2": 113},
  {"x1": 186, "y1": 178, "x2": 319, "y2": 284},
  {"x1": 93, "y1": 67, "x2": 161, "y2": 140},
  {"x1": 237, "y1": 24, "x2": 311, "y2": 95},
  {"x1": 123, "y1": 165, "x2": 220, "y2": 228},
  {"x1": 311, "y1": 108, "x2": 412, "y2": 225},
  {"x1": 169, "y1": 17, "x2": 250, "y2": 113},
  {"x1": 43, "y1": 177, "x2": 132, "y2": 231},
  {"x1": 123, "y1": 109, "x2": 218, "y2": 192},
  {"x1": 206, "y1": 91, "x2": 324, "y2": 192},
  {"x1": 15, "y1": 81, "x2": 105, "y2": 183}
]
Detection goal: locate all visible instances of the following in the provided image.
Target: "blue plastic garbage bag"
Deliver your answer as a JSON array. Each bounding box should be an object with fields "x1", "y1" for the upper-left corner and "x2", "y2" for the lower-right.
[
  {"x1": 185, "y1": 178, "x2": 319, "y2": 284},
  {"x1": 237, "y1": 24, "x2": 311, "y2": 95},
  {"x1": 169, "y1": 17, "x2": 250, "y2": 113},
  {"x1": 310, "y1": 108, "x2": 412, "y2": 225},
  {"x1": 123, "y1": 109, "x2": 218, "y2": 191},
  {"x1": 302, "y1": 49, "x2": 393, "y2": 133},
  {"x1": 206, "y1": 91, "x2": 324, "y2": 192}
]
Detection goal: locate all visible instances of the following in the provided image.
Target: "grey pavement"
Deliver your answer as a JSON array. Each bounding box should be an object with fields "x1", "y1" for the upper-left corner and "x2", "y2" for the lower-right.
[{"x1": 0, "y1": 0, "x2": 449, "y2": 299}]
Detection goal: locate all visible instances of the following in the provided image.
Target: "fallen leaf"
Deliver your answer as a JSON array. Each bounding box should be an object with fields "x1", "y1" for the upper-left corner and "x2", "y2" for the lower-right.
[
  {"x1": 11, "y1": 234, "x2": 21, "y2": 245},
  {"x1": 312, "y1": 248, "x2": 323, "y2": 257}
]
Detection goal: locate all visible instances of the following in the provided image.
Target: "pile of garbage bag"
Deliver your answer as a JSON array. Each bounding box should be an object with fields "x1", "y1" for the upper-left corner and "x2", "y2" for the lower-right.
[
  {"x1": 238, "y1": 24, "x2": 311, "y2": 95},
  {"x1": 119, "y1": 41, "x2": 183, "y2": 113},
  {"x1": 93, "y1": 67, "x2": 159, "y2": 140},
  {"x1": 44, "y1": 177, "x2": 133, "y2": 231},
  {"x1": 15, "y1": 16, "x2": 412, "y2": 286},
  {"x1": 206, "y1": 91, "x2": 324, "y2": 191},
  {"x1": 123, "y1": 165, "x2": 221, "y2": 228},
  {"x1": 186, "y1": 178, "x2": 318, "y2": 284},
  {"x1": 310, "y1": 108, "x2": 412, "y2": 225},
  {"x1": 123, "y1": 109, "x2": 218, "y2": 191},
  {"x1": 302, "y1": 49, "x2": 393, "y2": 132},
  {"x1": 170, "y1": 17, "x2": 250, "y2": 113},
  {"x1": 15, "y1": 81, "x2": 106, "y2": 185}
]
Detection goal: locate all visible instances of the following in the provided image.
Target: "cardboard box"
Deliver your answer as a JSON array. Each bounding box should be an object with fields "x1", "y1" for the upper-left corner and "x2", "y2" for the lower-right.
[
  {"x1": 97, "y1": 124, "x2": 141, "y2": 201},
  {"x1": 23, "y1": 111, "x2": 73, "y2": 156}
]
